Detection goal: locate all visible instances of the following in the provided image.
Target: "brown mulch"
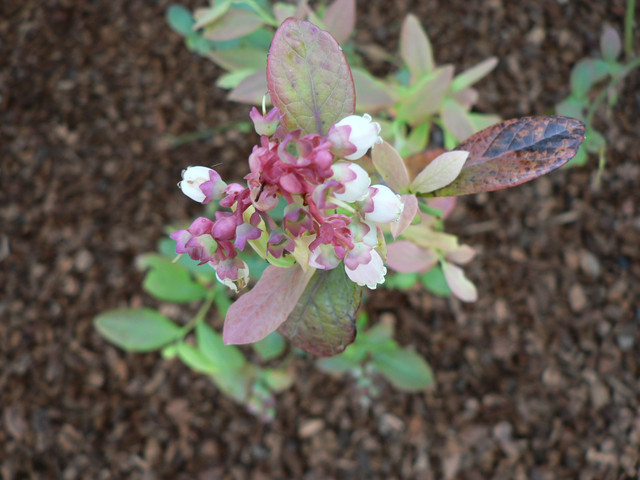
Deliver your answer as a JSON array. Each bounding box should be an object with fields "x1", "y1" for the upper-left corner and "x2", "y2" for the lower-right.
[{"x1": 2, "y1": 0, "x2": 639, "y2": 479}]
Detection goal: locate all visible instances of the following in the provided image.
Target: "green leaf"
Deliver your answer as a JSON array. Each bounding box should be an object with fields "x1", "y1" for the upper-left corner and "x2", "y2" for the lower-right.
[
  {"x1": 450, "y1": 57, "x2": 498, "y2": 91},
  {"x1": 372, "y1": 348, "x2": 434, "y2": 391},
  {"x1": 384, "y1": 272, "x2": 419, "y2": 290},
  {"x1": 267, "y1": 18, "x2": 355, "y2": 136},
  {"x1": 397, "y1": 65, "x2": 454, "y2": 126},
  {"x1": 166, "y1": 5, "x2": 195, "y2": 36},
  {"x1": 196, "y1": 321, "x2": 245, "y2": 371},
  {"x1": 261, "y1": 368, "x2": 294, "y2": 392},
  {"x1": 192, "y1": 1, "x2": 232, "y2": 30},
  {"x1": 176, "y1": 342, "x2": 218, "y2": 373},
  {"x1": 137, "y1": 254, "x2": 209, "y2": 303},
  {"x1": 420, "y1": 265, "x2": 451, "y2": 297},
  {"x1": 410, "y1": 150, "x2": 469, "y2": 194},
  {"x1": 206, "y1": 47, "x2": 266, "y2": 72},
  {"x1": 216, "y1": 69, "x2": 255, "y2": 89},
  {"x1": 570, "y1": 59, "x2": 610, "y2": 99},
  {"x1": 94, "y1": 308, "x2": 181, "y2": 352},
  {"x1": 584, "y1": 128, "x2": 606, "y2": 153},
  {"x1": 252, "y1": 332, "x2": 286, "y2": 361},
  {"x1": 278, "y1": 268, "x2": 361, "y2": 357}
]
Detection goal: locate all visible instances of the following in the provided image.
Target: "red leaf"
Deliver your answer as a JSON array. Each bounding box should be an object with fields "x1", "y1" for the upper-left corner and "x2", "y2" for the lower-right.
[
  {"x1": 223, "y1": 265, "x2": 313, "y2": 345},
  {"x1": 267, "y1": 18, "x2": 355, "y2": 136},
  {"x1": 426, "y1": 116, "x2": 585, "y2": 197}
]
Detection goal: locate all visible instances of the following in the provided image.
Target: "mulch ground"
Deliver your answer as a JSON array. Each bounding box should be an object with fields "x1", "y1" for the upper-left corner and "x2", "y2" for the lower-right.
[{"x1": 2, "y1": 0, "x2": 640, "y2": 479}]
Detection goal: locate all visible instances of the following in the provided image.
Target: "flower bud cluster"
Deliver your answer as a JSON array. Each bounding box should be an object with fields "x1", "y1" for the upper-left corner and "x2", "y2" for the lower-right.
[{"x1": 172, "y1": 109, "x2": 403, "y2": 290}]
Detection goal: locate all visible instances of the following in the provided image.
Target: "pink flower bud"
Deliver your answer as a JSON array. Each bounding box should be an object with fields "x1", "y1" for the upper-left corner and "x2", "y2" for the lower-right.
[
  {"x1": 179, "y1": 166, "x2": 226, "y2": 204},
  {"x1": 363, "y1": 185, "x2": 404, "y2": 223},
  {"x1": 344, "y1": 244, "x2": 387, "y2": 289},
  {"x1": 249, "y1": 107, "x2": 280, "y2": 137},
  {"x1": 333, "y1": 114, "x2": 382, "y2": 160},
  {"x1": 215, "y1": 258, "x2": 250, "y2": 293},
  {"x1": 331, "y1": 161, "x2": 371, "y2": 203},
  {"x1": 308, "y1": 244, "x2": 341, "y2": 270}
]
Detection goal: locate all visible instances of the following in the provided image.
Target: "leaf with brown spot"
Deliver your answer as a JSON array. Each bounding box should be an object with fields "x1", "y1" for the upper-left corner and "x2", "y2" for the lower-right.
[{"x1": 423, "y1": 116, "x2": 585, "y2": 197}]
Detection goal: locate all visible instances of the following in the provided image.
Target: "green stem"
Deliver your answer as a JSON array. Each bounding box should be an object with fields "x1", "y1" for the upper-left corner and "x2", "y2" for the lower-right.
[
  {"x1": 244, "y1": 0, "x2": 279, "y2": 27},
  {"x1": 179, "y1": 290, "x2": 216, "y2": 337},
  {"x1": 625, "y1": 0, "x2": 636, "y2": 58},
  {"x1": 586, "y1": 56, "x2": 640, "y2": 125}
]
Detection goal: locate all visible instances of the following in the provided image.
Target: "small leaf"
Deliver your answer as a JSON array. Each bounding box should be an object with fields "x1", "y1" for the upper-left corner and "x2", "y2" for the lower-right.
[
  {"x1": 206, "y1": 48, "x2": 266, "y2": 71},
  {"x1": 400, "y1": 14, "x2": 435, "y2": 79},
  {"x1": 223, "y1": 265, "x2": 314, "y2": 345},
  {"x1": 570, "y1": 59, "x2": 610, "y2": 99},
  {"x1": 445, "y1": 244, "x2": 476, "y2": 264},
  {"x1": 390, "y1": 194, "x2": 418, "y2": 239},
  {"x1": 352, "y1": 68, "x2": 396, "y2": 112},
  {"x1": 167, "y1": 5, "x2": 195, "y2": 36},
  {"x1": 261, "y1": 368, "x2": 294, "y2": 392},
  {"x1": 94, "y1": 308, "x2": 181, "y2": 352},
  {"x1": 371, "y1": 141, "x2": 411, "y2": 192},
  {"x1": 137, "y1": 254, "x2": 208, "y2": 303},
  {"x1": 442, "y1": 261, "x2": 477, "y2": 302},
  {"x1": 228, "y1": 69, "x2": 269, "y2": 105},
  {"x1": 372, "y1": 348, "x2": 434, "y2": 391},
  {"x1": 216, "y1": 69, "x2": 255, "y2": 89},
  {"x1": 397, "y1": 65, "x2": 454, "y2": 126},
  {"x1": 411, "y1": 150, "x2": 469, "y2": 194},
  {"x1": 192, "y1": 1, "x2": 232, "y2": 30},
  {"x1": 252, "y1": 332, "x2": 286, "y2": 361},
  {"x1": 441, "y1": 99, "x2": 475, "y2": 142},
  {"x1": 384, "y1": 272, "x2": 419, "y2": 290},
  {"x1": 450, "y1": 57, "x2": 498, "y2": 91},
  {"x1": 600, "y1": 26, "x2": 622, "y2": 62},
  {"x1": 278, "y1": 267, "x2": 361, "y2": 357},
  {"x1": 425, "y1": 116, "x2": 585, "y2": 196},
  {"x1": 201, "y1": 9, "x2": 263, "y2": 42},
  {"x1": 467, "y1": 112, "x2": 501, "y2": 132},
  {"x1": 176, "y1": 342, "x2": 218, "y2": 374},
  {"x1": 420, "y1": 266, "x2": 451, "y2": 297},
  {"x1": 385, "y1": 240, "x2": 437, "y2": 274},
  {"x1": 322, "y1": 0, "x2": 356, "y2": 44},
  {"x1": 196, "y1": 321, "x2": 245, "y2": 371},
  {"x1": 267, "y1": 18, "x2": 355, "y2": 136}
]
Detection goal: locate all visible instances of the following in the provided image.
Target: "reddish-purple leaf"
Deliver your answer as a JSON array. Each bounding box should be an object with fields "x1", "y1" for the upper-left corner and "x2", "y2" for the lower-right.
[
  {"x1": 386, "y1": 241, "x2": 437, "y2": 274},
  {"x1": 228, "y1": 69, "x2": 269, "y2": 105},
  {"x1": 267, "y1": 18, "x2": 355, "y2": 136},
  {"x1": 223, "y1": 265, "x2": 313, "y2": 345},
  {"x1": 352, "y1": 68, "x2": 395, "y2": 112},
  {"x1": 425, "y1": 116, "x2": 585, "y2": 197},
  {"x1": 400, "y1": 14, "x2": 435, "y2": 79},
  {"x1": 390, "y1": 194, "x2": 418, "y2": 239},
  {"x1": 278, "y1": 267, "x2": 361, "y2": 357},
  {"x1": 442, "y1": 261, "x2": 477, "y2": 302},
  {"x1": 322, "y1": 0, "x2": 356, "y2": 44},
  {"x1": 201, "y1": 8, "x2": 263, "y2": 41},
  {"x1": 371, "y1": 141, "x2": 411, "y2": 192}
]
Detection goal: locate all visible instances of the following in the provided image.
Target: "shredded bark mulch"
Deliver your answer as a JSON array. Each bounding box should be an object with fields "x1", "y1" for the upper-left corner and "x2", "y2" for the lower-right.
[{"x1": 2, "y1": 0, "x2": 639, "y2": 478}]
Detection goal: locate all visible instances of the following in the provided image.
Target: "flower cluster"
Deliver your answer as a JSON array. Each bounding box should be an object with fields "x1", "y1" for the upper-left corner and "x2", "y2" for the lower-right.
[{"x1": 171, "y1": 108, "x2": 404, "y2": 291}]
